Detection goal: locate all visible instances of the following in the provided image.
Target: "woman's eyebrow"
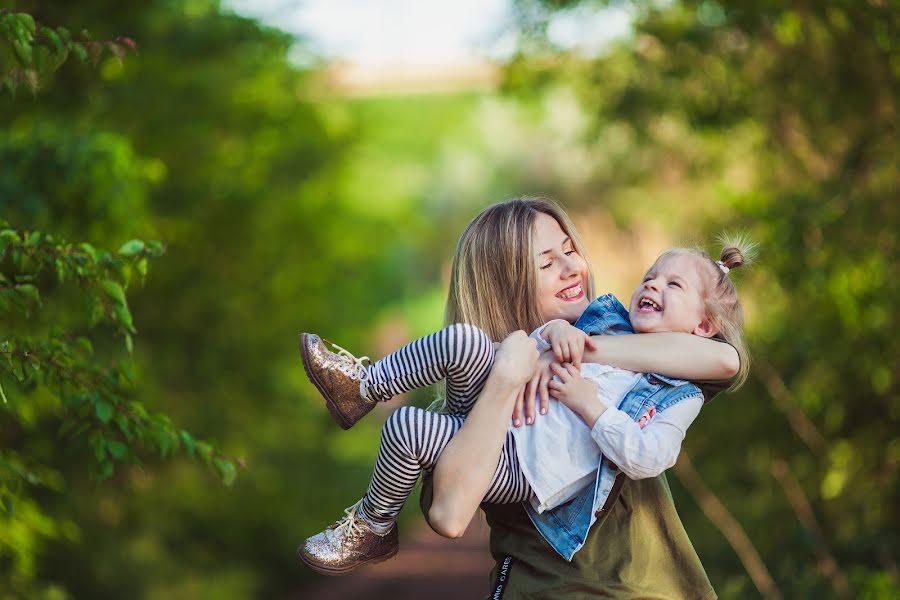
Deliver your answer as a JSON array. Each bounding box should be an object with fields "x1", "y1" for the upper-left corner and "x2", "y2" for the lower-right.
[{"x1": 537, "y1": 236, "x2": 571, "y2": 256}]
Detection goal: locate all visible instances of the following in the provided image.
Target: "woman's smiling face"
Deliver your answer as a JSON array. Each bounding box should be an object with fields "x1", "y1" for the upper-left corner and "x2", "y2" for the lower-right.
[{"x1": 533, "y1": 212, "x2": 591, "y2": 323}]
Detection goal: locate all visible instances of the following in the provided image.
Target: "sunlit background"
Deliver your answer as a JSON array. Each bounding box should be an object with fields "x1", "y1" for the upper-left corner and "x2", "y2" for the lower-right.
[{"x1": 1, "y1": 0, "x2": 897, "y2": 598}]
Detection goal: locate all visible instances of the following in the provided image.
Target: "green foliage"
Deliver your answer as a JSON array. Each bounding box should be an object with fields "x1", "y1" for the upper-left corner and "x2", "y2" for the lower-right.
[
  {"x1": 0, "y1": 219, "x2": 238, "y2": 595},
  {"x1": 0, "y1": 8, "x2": 136, "y2": 95}
]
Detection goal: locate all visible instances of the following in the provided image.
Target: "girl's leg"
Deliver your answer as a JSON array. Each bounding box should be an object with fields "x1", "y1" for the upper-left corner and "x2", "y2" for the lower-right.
[
  {"x1": 359, "y1": 406, "x2": 531, "y2": 530},
  {"x1": 300, "y1": 405, "x2": 531, "y2": 574},
  {"x1": 300, "y1": 323, "x2": 494, "y2": 429},
  {"x1": 366, "y1": 323, "x2": 495, "y2": 416}
]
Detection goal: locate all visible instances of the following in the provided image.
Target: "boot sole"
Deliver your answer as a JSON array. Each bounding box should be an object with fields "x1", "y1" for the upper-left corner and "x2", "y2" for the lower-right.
[
  {"x1": 297, "y1": 544, "x2": 399, "y2": 576},
  {"x1": 299, "y1": 333, "x2": 354, "y2": 430}
]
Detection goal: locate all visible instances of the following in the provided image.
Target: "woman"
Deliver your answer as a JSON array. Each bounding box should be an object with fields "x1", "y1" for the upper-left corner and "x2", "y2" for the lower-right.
[{"x1": 421, "y1": 198, "x2": 730, "y2": 598}]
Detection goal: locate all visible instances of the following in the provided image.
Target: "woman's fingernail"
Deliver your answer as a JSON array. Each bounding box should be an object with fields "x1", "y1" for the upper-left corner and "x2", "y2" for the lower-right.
[
  {"x1": 514, "y1": 419, "x2": 521, "y2": 427},
  {"x1": 527, "y1": 417, "x2": 533, "y2": 425},
  {"x1": 541, "y1": 408, "x2": 547, "y2": 415}
]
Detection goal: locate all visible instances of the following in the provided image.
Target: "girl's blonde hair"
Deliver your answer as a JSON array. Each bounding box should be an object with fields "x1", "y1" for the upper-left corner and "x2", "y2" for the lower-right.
[
  {"x1": 444, "y1": 197, "x2": 595, "y2": 340},
  {"x1": 653, "y1": 235, "x2": 757, "y2": 391}
]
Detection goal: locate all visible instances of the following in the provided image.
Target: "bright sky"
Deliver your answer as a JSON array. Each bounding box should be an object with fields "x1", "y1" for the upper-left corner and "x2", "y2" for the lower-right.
[{"x1": 225, "y1": 0, "x2": 633, "y2": 67}]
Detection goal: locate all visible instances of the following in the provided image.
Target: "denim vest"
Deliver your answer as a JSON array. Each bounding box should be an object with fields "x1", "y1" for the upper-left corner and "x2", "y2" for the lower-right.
[{"x1": 523, "y1": 293, "x2": 704, "y2": 561}]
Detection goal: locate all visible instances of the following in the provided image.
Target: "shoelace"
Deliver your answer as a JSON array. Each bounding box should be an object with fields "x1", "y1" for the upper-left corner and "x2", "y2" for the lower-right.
[
  {"x1": 324, "y1": 339, "x2": 371, "y2": 399},
  {"x1": 333, "y1": 499, "x2": 366, "y2": 541}
]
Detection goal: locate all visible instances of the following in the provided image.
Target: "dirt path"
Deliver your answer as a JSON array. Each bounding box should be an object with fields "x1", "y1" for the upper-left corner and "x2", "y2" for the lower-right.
[{"x1": 300, "y1": 517, "x2": 494, "y2": 599}]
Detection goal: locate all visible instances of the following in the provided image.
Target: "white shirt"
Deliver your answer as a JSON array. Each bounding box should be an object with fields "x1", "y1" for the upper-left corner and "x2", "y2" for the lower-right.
[{"x1": 511, "y1": 324, "x2": 704, "y2": 513}]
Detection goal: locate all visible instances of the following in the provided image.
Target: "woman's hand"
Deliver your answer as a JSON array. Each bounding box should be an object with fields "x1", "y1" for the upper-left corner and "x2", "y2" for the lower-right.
[
  {"x1": 514, "y1": 350, "x2": 555, "y2": 426},
  {"x1": 548, "y1": 362, "x2": 607, "y2": 428},
  {"x1": 492, "y1": 330, "x2": 539, "y2": 389},
  {"x1": 542, "y1": 320, "x2": 597, "y2": 369}
]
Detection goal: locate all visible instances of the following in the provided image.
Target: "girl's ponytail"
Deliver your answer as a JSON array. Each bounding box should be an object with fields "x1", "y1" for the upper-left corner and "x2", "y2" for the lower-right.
[{"x1": 717, "y1": 233, "x2": 758, "y2": 273}]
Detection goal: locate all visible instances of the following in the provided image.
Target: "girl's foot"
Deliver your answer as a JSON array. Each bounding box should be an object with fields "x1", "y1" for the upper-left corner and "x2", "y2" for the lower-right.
[
  {"x1": 298, "y1": 500, "x2": 399, "y2": 575},
  {"x1": 299, "y1": 333, "x2": 377, "y2": 429}
]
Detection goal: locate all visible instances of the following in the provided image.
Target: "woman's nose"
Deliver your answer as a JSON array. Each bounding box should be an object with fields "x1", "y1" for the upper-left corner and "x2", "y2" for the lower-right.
[{"x1": 560, "y1": 256, "x2": 579, "y2": 277}]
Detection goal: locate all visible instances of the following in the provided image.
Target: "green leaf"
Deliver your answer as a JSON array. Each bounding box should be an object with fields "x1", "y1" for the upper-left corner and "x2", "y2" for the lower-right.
[
  {"x1": 179, "y1": 430, "x2": 195, "y2": 457},
  {"x1": 78, "y1": 242, "x2": 97, "y2": 261},
  {"x1": 75, "y1": 337, "x2": 93, "y2": 355},
  {"x1": 98, "y1": 460, "x2": 114, "y2": 480},
  {"x1": 94, "y1": 401, "x2": 113, "y2": 424},
  {"x1": 0, "y1": 76, "x2": 15, "y2": 97},
  {"x1": 118, "y1": 239, "x2": 145, "y2": 256},
  {"x1": 0, "y1": 229, "x2": 17, "y2": 254},
  {"x1": 124, "y1": 333, "x2": 133, "y2": 355},
  {"x1": 107, "y1": 441, "x2": 128, "y2": 460},
  {"x1": 0, "y1": 380, "x2": 7, "y2": 404},
  {"x1": 214, "y1": 458, "x2": 237, "y2": 486},
  {"x1": 135, "y1": 258, "x2": 148, "y2": 281},
  {"x1": 15, "y1": 283, "x2": 40, "y2": 306},
  {"x1": 100, "y1": 280, "x2": 127, "y2": 305},
  {"x1": 113, "y1": 304, "x2": 135, "y2": 333},
  {"x1": 13, "y1": 40, "x2": 33, "y2": 66},
  {"x1": 41, "y1": 26, "x2": 64, "y2": 53},
  {"x1": 55, "y1": 258, "x2": 67, "y2": 283},
  {"x1": 115, "y1": 415, "x2": 133, "y2": 441},
  {"x1": 15, "y1": 12, "x2": 35, "y2": 34},
  {"x1": 71, "y1": 42, "x2": 88, "y2": 62},
  {"x1": 158, "y1": 433, "x2": 173, "y2": 459}
]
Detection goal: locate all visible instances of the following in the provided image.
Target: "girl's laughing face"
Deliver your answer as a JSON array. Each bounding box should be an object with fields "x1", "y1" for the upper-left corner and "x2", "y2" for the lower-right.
[{"x1": 628, "y1": 253, "x2": 715, "y2": 337}]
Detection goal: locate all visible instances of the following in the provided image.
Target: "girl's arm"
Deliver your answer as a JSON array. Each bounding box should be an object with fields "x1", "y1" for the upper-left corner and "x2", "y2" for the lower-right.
[
  {"x1": 549, "y1": 362, "x2": 702, "y2": 480},
  {"x1": 586, "y1": 332, "x2": 739, "y2": 381},
  {"x1": 428, "y1": 332, "x2": 537, "y2": 539},
  {"x1": 590, "y1": 396, "x2": 702, "y2": 479}
]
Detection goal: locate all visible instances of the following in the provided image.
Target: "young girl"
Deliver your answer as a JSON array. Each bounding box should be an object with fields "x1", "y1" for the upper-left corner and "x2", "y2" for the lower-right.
[{"x1": 297, "y1": 216, "x2": 750, "y2": 575}]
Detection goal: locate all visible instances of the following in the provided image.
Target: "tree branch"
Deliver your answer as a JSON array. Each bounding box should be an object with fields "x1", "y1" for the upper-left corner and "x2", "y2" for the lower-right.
[{"x1": 674, "y1": 451, "x2": 782, "y2": 600}]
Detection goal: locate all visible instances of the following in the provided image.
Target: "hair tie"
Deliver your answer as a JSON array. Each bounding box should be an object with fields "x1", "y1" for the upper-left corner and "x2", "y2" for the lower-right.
[{"x1": 716, "y1": 260, "x2": 730, "y2": 274}]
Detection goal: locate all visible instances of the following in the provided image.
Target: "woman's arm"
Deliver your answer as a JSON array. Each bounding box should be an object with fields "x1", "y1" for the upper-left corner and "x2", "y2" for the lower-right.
[
  {"x1": 586, "y1": 332, "x2": 739, "y2": 381},
  {"x1": 428, "y1": 331, "x2": 538, "y2": 539}
]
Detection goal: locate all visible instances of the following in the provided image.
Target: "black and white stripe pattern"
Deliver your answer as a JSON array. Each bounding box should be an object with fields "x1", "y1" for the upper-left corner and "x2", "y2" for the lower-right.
[
  {"x1": 365, "y1": 323, "x2": 495, "y2": 415},
  {"x1": 358, "y1": 324, "x2": 532, "y2": 528}
]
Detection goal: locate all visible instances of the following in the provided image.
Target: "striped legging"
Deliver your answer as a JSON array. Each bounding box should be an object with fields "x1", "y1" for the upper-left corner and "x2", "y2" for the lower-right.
[{"x1": 359, "y1": 323, "x2": 533, "y2": 529}]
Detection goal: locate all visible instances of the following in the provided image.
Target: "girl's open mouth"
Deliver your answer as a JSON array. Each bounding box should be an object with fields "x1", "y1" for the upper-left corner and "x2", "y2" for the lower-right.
[{"x1": 638, "y1": 297, "x2": 662, "y2": 312}]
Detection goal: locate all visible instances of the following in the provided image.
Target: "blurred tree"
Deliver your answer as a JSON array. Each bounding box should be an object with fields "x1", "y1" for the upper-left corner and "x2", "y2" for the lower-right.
[
  {"x1": 1, "y1": 1, "x2": 445, "y2": 598},
  {"x1": 509, "y1": 0, "x2": 899, "y2": 596},
  {"x1": 1, "y1": 9, "x2": 236, "y2": 598}
]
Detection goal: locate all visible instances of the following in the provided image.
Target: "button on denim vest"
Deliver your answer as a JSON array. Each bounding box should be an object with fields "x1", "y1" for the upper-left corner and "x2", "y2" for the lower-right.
[{"x1": 523, "y1": 294, "x2": 704, "y2": 561}]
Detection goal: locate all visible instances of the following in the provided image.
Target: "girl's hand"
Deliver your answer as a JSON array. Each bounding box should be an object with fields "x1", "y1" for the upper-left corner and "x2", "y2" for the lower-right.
[
  {"x1": 542, "y1": 321, "x2": 597, "y2": 370},
  {"x1": 548, "y1": 362, "x2": 605, "y2": 427},
  {"x1": 514, "y1": 350, "x2": 556, "y2": 427}
]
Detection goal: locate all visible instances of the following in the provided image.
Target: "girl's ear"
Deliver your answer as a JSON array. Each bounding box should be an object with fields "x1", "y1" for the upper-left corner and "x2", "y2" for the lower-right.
[{"x1": 692, "y1": 320, "x2": 717, "y2": 338}]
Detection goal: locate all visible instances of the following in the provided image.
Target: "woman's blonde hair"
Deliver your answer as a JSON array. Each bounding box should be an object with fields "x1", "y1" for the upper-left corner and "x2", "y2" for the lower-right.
[
  {"x1": 444, "y1": 197, "x2": 595, "y2": 340},
  {"x1": 430, "y1": 198, "x2": 594, "y2": 413},
  {"x1": 652, "y1": 235, "x2": 757, "y2": 392}
]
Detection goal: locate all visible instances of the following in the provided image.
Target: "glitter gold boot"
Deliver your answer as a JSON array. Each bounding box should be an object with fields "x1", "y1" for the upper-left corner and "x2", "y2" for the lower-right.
[
  {"x1": 299, "y1": 333, "x2": 377, "y2": 430},
  {"x1": 298, "y1": 500, "x2": 399, "y2": 575}
]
